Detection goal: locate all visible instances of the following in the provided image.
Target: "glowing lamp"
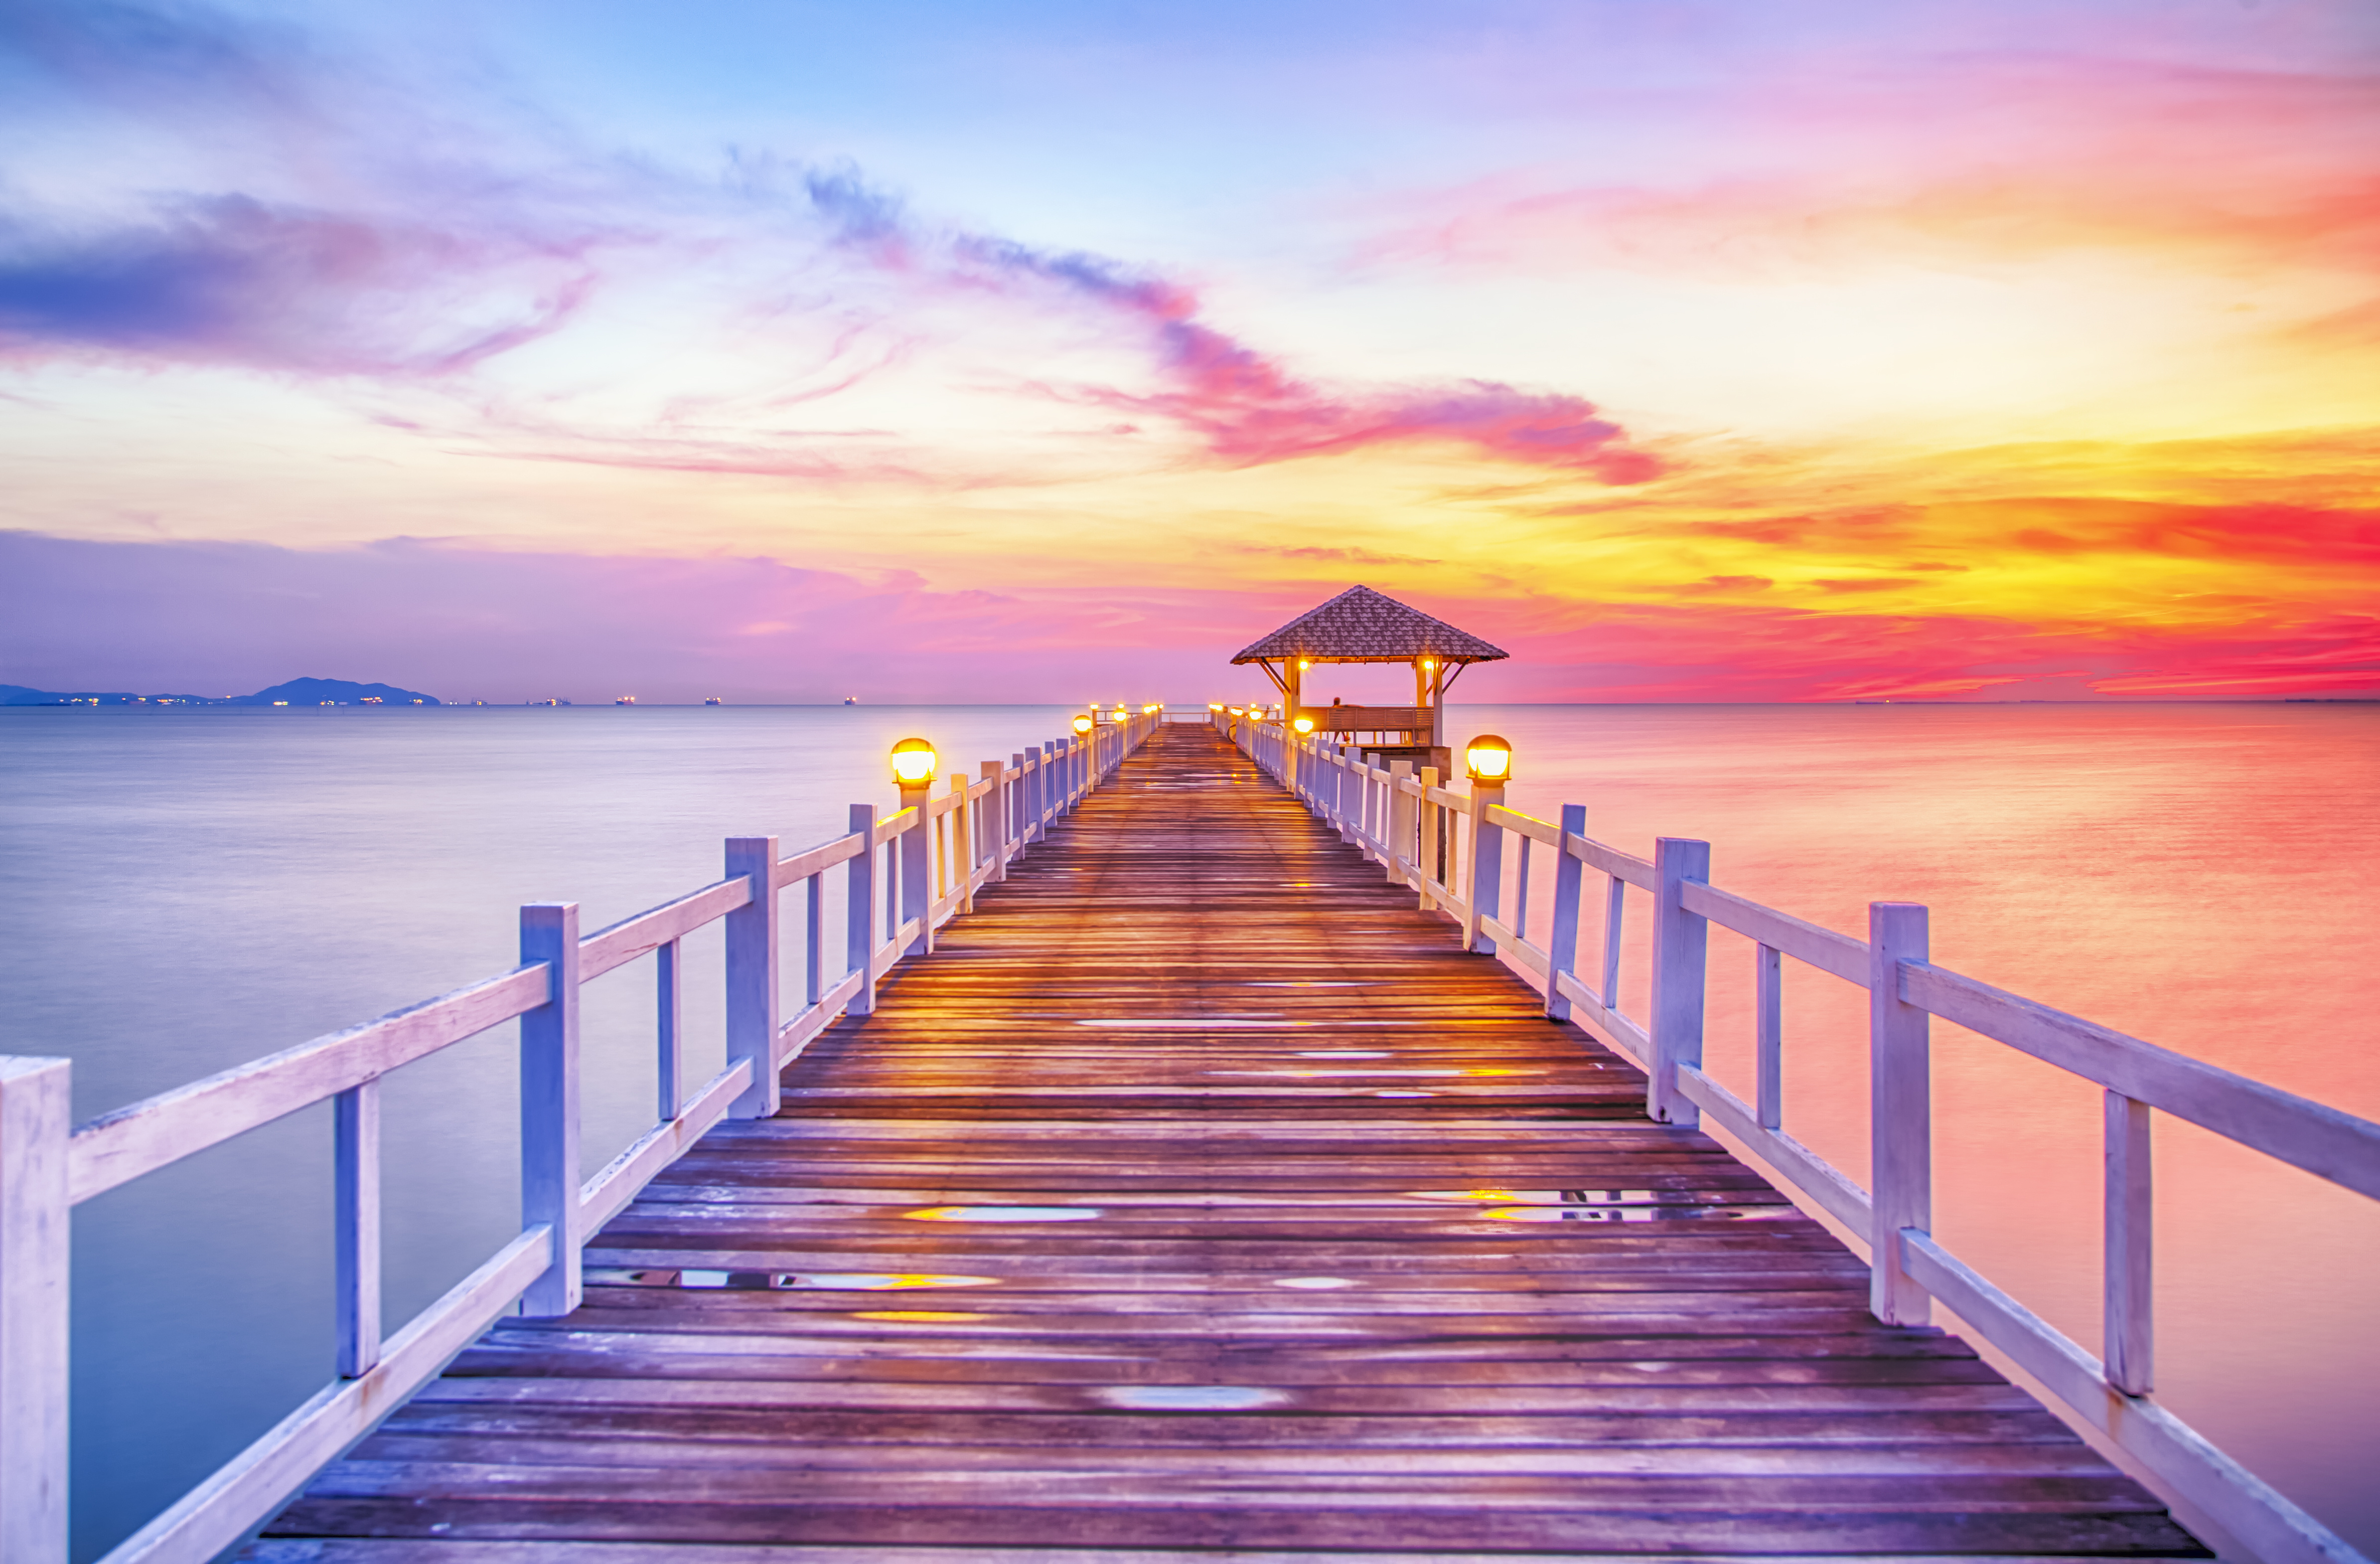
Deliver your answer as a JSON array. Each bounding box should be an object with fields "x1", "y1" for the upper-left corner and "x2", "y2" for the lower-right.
[
  {"x1": 1072, "y1": 714, "x2": 1093, "y2": 734},
  {"x1": 1464, "y1": 733, "x2": 1513, "y2": 784},
  {"x1": 1208, "y1": 702, "x2": 1222, "y2": 711},
  {"x1": 1298, "y1": 659, "x2": 1311, "y2": 670},
  {"x1": 890, "y1": 737, "x2": 938, "y2": 786},
  {"x1": 1292, "y1": 716, "x2": 1315, "y2": 735},
  {"x1": 1421, "y1": 658, "x2": 1435, "y2": 671}
]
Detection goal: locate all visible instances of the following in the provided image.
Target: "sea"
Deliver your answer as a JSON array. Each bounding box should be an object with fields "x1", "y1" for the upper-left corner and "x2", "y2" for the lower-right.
[{"x1": 0, "y1": 701, "x2": 2373, "y2": 1559}]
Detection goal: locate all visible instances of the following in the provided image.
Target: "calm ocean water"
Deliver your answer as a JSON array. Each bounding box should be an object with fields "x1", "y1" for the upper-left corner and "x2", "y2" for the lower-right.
[{"x1": 1, "y1": 702, "x2": 2373, "y2": 1558}]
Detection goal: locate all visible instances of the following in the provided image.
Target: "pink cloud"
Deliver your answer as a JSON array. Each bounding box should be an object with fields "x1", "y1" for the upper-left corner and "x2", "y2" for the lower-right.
[{"x1": 941, "y1": 232, "x2": 1658, "y2": 479}]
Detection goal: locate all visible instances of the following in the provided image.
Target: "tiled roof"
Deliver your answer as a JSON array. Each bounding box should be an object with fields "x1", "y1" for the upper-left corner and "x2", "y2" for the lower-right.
[{"x1": 1230, "y1": 585, "x2": 1509, "y2": 664}]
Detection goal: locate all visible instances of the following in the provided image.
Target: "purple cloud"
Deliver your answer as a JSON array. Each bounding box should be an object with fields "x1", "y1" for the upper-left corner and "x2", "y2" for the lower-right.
[
  {"x1": 0, "y1": 195, "x2": 594, "y2": 374},
  {"x1": 1, "y1": 1, "x2": 1659, "y2": 480}
]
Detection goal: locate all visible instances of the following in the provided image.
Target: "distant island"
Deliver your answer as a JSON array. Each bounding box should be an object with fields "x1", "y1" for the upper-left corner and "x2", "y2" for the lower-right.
[{"x1": 0, "y1": 676, "x2": 442, "y2": 707}]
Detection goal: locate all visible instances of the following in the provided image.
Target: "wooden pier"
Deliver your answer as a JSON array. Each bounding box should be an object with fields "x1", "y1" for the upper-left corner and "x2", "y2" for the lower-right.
[
  {"x1": 245, "y1": 726, "x2": 2203, "y2": 1560},
  {"x1": 8, "y1": 629, "x2": 2376, "y2": 1564}
]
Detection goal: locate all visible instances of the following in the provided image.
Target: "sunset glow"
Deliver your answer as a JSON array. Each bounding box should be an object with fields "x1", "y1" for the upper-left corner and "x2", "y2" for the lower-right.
[{"x1": 2, "y1": 0, "x2": 2374, "y2": 701}]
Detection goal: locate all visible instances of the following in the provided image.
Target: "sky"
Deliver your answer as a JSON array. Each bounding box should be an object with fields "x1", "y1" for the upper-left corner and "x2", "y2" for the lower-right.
[{"x1": 1, "y1": 0, "x2": 2375, "y2": 703}]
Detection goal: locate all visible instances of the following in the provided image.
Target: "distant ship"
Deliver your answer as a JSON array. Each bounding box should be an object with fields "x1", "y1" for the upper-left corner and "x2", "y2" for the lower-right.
[
  {"x1": 843, "y1": 696, "x2": 858, "y2": 706},
  {"x1": 614, "y1": 695, "x2": 636, "y2": 706},
  {"x1": 704, "y1": 697, "x2": 723, "y2": 706}
]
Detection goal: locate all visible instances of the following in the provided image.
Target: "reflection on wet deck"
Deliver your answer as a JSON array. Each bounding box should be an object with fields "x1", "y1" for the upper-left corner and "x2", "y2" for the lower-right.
[{"x1": 252, "y1": 725, "x2": 2207, "y2": 1561}]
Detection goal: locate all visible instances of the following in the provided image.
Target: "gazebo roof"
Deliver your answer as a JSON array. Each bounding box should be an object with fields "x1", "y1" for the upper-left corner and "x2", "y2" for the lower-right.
[{"x1": 1230, "y1": 585, "x2": 1509, "y2": 665}]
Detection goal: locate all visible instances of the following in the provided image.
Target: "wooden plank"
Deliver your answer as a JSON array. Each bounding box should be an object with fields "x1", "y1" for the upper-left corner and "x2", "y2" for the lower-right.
[
  {"x1": 245, "y1": 1546, "x2": 2202, "y2": 1564},
  {"x1": 70, "y1": 965, "x2": 548, "y2": 1205}
]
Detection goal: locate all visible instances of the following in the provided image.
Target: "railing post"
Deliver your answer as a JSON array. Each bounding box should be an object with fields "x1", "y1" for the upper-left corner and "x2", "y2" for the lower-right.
[
  {"x1": 1649, "y1": 838, "x2": 1710, "y2": 1126},
  {"x1": 1545, "y1": 804, "x2": 1586, "y2": 1020},
  {"x1": 2106, "y1": 1090, "x2": 2153, "y2": 1395},
  {"x1": 1466, "y1": 780, "x2": 1505, "y2": 953},
  {"x1": 846, "y1": 807, "x2": 878, "y2": 1016},
  {"x1": 518, "y1": 901, "x2": 582, "y2": 1317},
  {"x1": 1388, "y1": 761, "x2": 1415, "y2": 886},
  {"x1": 1756, "y1": 943, "x2": 1783, "y2": 1129},
  {"x1": 1869, "y1": 900, "x2": 1932, "y2": 1326},
  {"x1": 1009, "y1": 753, "x2": 1028, "y2": 857},
  {"x1": 656, "y1": 938, "x2": 683, "y2": 1120},
  {"x1": 803, "y1": 874, "x2": 824, "y2": 1011},
  {"x1": 724, "y1": 837, "x2": 782, "y2": 1118},
  {"x1": 896, "y1": 793, "x2": 931, "y2": 957},
  {"x1": 0, "y1": 1056, "x2": 71, "y2": 1564},
  {"x1": 1417, "y1": 767, "x2": 1442, "y2": 908},
  {"x1": 978, "y1": 760, "x2": 1004, "y2": 887},
  {"x1": 333, "y1": 1079, "x2": 382, "y2": 1376}
]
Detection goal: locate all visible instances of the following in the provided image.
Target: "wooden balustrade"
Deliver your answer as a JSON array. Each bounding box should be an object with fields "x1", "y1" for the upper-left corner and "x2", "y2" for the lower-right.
[
  {"x1": 0, "y1": 709, "x2": 1161, "y2": 1564},
  {"x1": 1229, "y1": 712, "x2": 2379, "y2": 1564}
]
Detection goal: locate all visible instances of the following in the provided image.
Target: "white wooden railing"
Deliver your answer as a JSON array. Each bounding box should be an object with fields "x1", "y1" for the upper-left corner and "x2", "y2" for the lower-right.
[
  {"x1": 0, "y1": 711, "x2": 1160, "y2": 1564},
  {"x1": 1229, "y1": 711, "x2": 2379, "y2": 1564}
]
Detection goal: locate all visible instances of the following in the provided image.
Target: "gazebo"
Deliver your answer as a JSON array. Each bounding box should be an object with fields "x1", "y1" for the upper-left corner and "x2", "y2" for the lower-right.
[{"x1": 1230, "y1": 585, "x2": 1508, "y2": 762}]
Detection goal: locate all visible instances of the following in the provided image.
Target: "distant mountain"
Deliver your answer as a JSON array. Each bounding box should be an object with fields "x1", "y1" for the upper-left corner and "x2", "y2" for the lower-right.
[
  {"x1": 0, "y1": 677, "x2": 441, "y2": 707},
  {"x1": 229, "y1": 677, "x2": 441, "y2": 707}
]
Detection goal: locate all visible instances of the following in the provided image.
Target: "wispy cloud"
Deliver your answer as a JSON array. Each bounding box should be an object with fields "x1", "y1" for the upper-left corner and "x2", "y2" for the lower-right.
[
  {"x1": 804, "y1": 167, "x2": 1663, "y2": 479},
  {"x1": 0, "y1": 1, "x2": 1657, "y2": 480},
  {"x1": 0, "y1": 195, "x2": 595, "y2": 374}
]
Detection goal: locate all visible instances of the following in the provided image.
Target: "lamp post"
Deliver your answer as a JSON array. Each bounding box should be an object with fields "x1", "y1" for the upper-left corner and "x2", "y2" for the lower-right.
[
  {"x1": 1463, "y1": 734, "x2": 1512, "y2": 955},
  {"x1": 890, "y1": 738, "x2": 936, "y2": 956}
]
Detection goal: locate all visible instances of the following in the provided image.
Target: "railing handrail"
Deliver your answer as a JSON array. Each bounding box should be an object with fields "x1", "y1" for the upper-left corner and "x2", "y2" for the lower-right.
[
  {"x1": 0, "y1": 708, "x2": 1163, "y2": 1564},
  {"x1": 1232, "y1": 712, "x2": 2377, "y2": 1564}
]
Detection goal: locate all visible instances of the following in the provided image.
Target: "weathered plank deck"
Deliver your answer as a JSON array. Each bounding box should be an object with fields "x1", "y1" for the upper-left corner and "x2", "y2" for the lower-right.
[{"x1": 247, "y1": 725, "x2": 2206, "y2": 1561}]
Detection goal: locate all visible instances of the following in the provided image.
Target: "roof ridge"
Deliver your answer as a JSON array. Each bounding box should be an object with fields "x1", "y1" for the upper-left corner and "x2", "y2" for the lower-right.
[{"x1": 1230, "y1": 584, "x2": 1509, "y2": 663}]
